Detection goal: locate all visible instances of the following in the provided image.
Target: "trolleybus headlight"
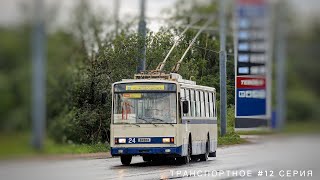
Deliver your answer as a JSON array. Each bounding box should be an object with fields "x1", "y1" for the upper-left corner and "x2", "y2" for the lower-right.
[
  {"x1": 162, "y1": 138, "x2": 174, "y2": 143},
  {"x1": 118, "y1": 138, "x2": 126, "y2": 144}
]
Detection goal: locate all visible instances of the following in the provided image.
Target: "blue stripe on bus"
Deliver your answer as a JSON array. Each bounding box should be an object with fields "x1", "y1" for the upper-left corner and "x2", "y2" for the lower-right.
[
  {"x1": 115, "y1": 137, "x2": 174, "y2": 144},
  {"x1": 181, "y1": 119, "x2": 217, "y2": 124},
  {"x1": 111, "y1": 146, "x2": 182, "y2": 156}
]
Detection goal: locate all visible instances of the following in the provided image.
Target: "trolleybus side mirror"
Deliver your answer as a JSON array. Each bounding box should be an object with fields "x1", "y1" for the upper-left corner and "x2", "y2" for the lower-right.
[{"x1": 182, "y1": 101, "x2": 189, "y2": 114}]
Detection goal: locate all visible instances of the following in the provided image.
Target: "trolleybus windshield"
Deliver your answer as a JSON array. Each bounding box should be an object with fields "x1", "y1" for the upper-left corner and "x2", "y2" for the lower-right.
[{"x1": 113, "y1": 83, "x2": 177, "y2": 124}]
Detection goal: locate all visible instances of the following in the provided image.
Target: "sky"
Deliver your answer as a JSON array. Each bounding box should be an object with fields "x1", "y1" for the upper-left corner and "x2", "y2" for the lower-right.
[
  {"x1": 0, "y1": 0, "x2": 177, "y2": 31},
  {"x1": 0, "y1": 0, "x2": 319, "y2": 31}
]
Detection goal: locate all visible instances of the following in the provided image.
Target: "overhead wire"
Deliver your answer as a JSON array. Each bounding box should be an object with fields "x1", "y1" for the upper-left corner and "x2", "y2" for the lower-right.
[
  {"x1": 171, "y1": 15, "x2": 216, "y2": 73},
  {"x1": 156, "y1": 16, "x2": 203, "y2": 71},
  {"x1": 181, "y1": 41, "x2": 234, "y2": 56}
]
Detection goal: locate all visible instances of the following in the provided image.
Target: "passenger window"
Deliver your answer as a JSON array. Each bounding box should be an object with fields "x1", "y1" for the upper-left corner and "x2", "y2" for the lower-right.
[
  {"x1": 195, "y1": 91, "x2": 200, "y2": 117},
  {"x1": 205, "y1": 92, "x2": 209, "y2": 117},
  {"x1": 190, "y1": 90, "x2": 195, "y2": 117},
  {"x1": 209, "y1": 93, "x2": 214, "y2": 117},
  {"x1": 213, "y1": 92, "x2": 216, "y2": 117},
  {"x1": 200, "y1": 91, "x2": 205, "y2": 117},
  {"x1": 181, "y1": 89, "x2": 186, "y2": 117},
  {"x1": 181, "y1": 89, "x2": 185, "y2": 100},
  {"x1": 186, "y1": 89, "x2": 191, "y2": 117}
]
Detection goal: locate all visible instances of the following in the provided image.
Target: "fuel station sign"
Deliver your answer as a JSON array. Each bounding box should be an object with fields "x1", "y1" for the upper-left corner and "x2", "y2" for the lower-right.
[
  {"x1": 236, "y1": 76, "x2": 267, "y2": 116},
  {"x1": 234, "y1": 0, "x2": 271, "y2": 128}
]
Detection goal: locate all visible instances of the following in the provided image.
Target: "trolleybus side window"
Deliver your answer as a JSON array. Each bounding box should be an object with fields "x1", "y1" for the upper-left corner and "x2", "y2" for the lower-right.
[
  {"x1": 185, "y1": 89, "x2": 191, "y2": 117},
  {"x1": 213, "y1": 92, "x2": 217, "y2": 117},
  {"x1": 181, "y1": 89, "x2": 186, "y2": 117},
  {"x1": 200, "y1": 91, "x2": 205, "y2": 117},
  {"x1": 195, "y1": 90, "x2": 200, "y2": 117},
  {"x1": 207, "y1": 93, "x2": 210, "y2": 117},
  {"x1": 209, "y1": 93, "x2": 214, "y2": 117},
  {"x1": 190, "y1": 90, "x2": 195, "y2": 117},
  {"x1": 205, "y1": 91, "x2": 209, "y2": 117}
]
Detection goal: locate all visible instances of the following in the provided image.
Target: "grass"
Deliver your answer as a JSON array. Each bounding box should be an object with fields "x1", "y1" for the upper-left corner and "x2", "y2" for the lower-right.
[
  {"x1": 235, "y1": 122, "x2": 320, "y2": 135},
  {"x1": 217, "y1": 121, "x2": 320, "y2": 146},
  {"x1": 283, "y1": 121, "x2": 320, "y2": 134},
  {"x1": 216, "y1": 106, "x2": 247, "y2": 146},
  {"x1": 0, "y1": 133, "x2": 110, "y2": 159},
  {"x1": 218, "y1": 132, "x2": 246, "y2": 146},
  {"x1": 0, "y1": 129, "x2": 249, "y2": 159},
  {"x1": 237, "y1": 129, "x2": 274, "y2": 135}
]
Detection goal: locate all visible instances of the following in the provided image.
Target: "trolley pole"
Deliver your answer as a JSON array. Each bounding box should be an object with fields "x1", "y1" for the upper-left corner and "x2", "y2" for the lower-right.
[
  {"x1": 219, "y1": 0, "x2": 227, "y2": 136},
  {"x1": 32, "y1": 0, "x2": 46, "y2": 150},
  {"x1": 137, "y1": 0, "x2": 146, "y2": 73}
]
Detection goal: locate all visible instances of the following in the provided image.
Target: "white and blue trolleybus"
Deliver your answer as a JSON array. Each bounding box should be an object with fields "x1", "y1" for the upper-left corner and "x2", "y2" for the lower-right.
[{"x1": 110, "y1": 72, "x2": 217, "y2": 165}]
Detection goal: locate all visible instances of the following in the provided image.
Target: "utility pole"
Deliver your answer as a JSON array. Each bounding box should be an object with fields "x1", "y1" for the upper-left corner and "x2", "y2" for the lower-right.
[
  {"x1": 137, "y1": 0, "x2": 146, "y2": 73},
  {"x1": 114, "y1": 0, "x2": 120, "y2": 35},
  {"x1": 275, "y1": 2, "x2": 287, "y2": 130},
  {"x1": 32, "y1": 0, "x2": 46, "y2": 150},
  {"x1": 219, "y1": 0, "x2": 227, "y2": 136}
]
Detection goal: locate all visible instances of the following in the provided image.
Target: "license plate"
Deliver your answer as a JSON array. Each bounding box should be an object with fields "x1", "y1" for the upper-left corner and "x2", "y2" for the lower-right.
[{"x1": 138, "y1": 138, "x2": 151, "y2": 142}]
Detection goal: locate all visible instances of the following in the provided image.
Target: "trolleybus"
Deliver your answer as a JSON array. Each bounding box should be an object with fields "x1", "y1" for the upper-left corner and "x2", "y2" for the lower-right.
[{"x1": 110, "y1": 73, "x2": 217, "y2": 165}]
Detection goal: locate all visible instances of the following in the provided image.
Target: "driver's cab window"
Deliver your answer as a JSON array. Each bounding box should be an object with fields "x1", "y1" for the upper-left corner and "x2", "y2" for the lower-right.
[{"x1": 113, "y1": 93, "x2": 177, "y2": 124}]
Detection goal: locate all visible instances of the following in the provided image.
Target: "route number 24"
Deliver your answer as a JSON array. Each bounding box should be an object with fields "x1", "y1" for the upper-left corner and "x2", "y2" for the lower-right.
[{"x1": 128, "y1": 138, "x2": 136, "y2": 143}]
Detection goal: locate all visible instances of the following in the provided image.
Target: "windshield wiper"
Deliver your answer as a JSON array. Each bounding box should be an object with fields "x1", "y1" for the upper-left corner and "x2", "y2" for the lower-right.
[
  {"x1": 137, "y1": 117, "x2": 158, "y2": 127},
  {"x1": 150, "y1": 118, "x2": 174, "y2": 127},
  {"x1": 137, "y1": 117, "x2": 149, "y2": 123},
  {"x1": 119, "y1": 122, "x2": 140, "y2": 127},
  {"x1": 150, "y1": 118, "x2": 165, "y2": 122}
]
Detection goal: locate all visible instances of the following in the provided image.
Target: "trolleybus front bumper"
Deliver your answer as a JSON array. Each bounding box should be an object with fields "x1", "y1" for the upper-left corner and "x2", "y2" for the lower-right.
[{"x1": 111, "y1": 146, "x2": 182, "y2": 156}]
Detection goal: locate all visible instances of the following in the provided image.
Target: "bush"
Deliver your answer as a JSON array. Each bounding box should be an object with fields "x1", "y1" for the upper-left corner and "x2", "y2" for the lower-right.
[
  {"x1": 218, "y1": 131, "x2": 244, "y2": 145},
  {"x1": 49, "y1": 106, "x2": 110, "y2": 144},
  {"x1": 287, "y1": 88, "x2": 320, "y2": 122},
  {"x1": 226, "y1": 105, "x2": 236, "y2": 133},
  {"x1": 217, "y1": 102, "x2": 236, "y2": 136}
]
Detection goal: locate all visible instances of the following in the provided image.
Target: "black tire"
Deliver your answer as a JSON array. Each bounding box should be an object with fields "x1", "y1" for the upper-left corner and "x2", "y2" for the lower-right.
[
  {"x1": 209, "y1": 151, "x2": 216, "y2": 157},
  {"x1": 142, "y1": 155, "x2": 152, "y2": 162},
  {"x1": 166, "y1": 157, "x2": 176, "y2": 164},
  {"x1": 199, "y1": 138, "x2": 209, "y2": 161},
  {"x1": 212, "y1": 151, "x2": 216, "y2": 157},
  {"x1": 191, "y1": 155, "x2": 199, "y2": 161},
  {"x1": 177, "y1": 141, "x2": 191, "y2": 164},
  {"x1": 120, "y1": 155, "x2": 132, "y2": 165}
]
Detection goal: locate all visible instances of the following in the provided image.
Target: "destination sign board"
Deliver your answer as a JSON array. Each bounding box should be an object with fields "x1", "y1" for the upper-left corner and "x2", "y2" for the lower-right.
[
  {"x1": 114, "y1": 83, "x2": 177, "y2": 92},
  {"x1": 126, "y1": 85, "x2": 165, "y2": 91}
]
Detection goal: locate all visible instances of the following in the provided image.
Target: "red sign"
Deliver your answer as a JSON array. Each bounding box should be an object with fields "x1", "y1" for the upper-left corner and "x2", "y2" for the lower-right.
[{"x1": 237, "y1": 76, "x2": 266, "y2": 89}]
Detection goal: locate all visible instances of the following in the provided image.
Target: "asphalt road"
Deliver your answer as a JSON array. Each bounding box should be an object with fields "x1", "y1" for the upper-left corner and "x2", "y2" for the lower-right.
[{"x1": 1, "y1": 135, "x2": 319, "y2": 180}]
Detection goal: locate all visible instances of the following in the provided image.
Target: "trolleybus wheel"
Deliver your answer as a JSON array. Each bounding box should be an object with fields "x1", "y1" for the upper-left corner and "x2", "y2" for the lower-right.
[
  {"x1": 178, "y1": 142, "x2": 191, "y2": 164},
  {"x1": 191, "y1": 155, "x2": 199, "y2": 161},
  {"x1": 199, "y1": 138, "x2": 209, "y2": 161},
  {"x1": 142, "y1": 155, "x2": 152, "y2": 162},
  {"x1": 120, "y1": 155, "x2": 132, "y2": 165},
  {"x1": 209, "y1": 151, "x2": 216, "y2": 157}
]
